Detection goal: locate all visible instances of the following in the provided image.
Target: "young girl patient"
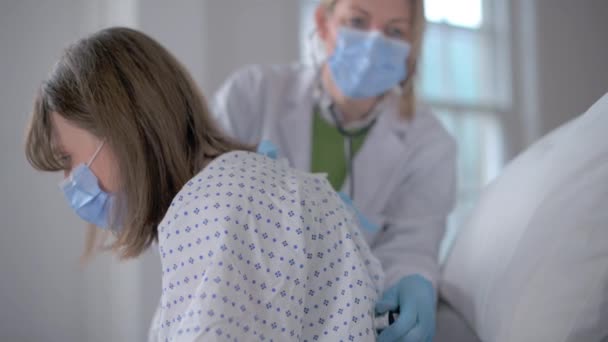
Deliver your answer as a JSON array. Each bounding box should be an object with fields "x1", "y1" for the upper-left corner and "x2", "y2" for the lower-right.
[{"x1": 24, "y1": 27, "x2": 384, "y2": 341}]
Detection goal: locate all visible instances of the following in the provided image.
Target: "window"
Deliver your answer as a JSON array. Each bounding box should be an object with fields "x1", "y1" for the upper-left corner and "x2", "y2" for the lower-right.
[
  {"x1": 425, "y1": 0, "x2": 483, "y2": 29},
  {"x1": 299, "y1": 0, "x2": 319, "y2": 64},
  {"x1": 420, "y1": 0, "x2": 510, "y2": 260},
  {"x1": 298, "y1": 0, "x2": 511, "y2": 261}
]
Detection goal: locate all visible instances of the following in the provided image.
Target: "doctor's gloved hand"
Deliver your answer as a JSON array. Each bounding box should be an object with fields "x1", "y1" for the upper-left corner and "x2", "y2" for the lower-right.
[
  {"x1": 256, "y1": 140, "x2": 278, "y2": 160},
  {"x1": 375, "y1": 274, "x2": 437, "y2": 342}
]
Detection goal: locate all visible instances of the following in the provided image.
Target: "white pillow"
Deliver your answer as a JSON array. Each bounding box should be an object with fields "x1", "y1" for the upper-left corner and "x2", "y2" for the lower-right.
[{"x1": 441, "y1": 93, "x2": 608, "y2": 342}]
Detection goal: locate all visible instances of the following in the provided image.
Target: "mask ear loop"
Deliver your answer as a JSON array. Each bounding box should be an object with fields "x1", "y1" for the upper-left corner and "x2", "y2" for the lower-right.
[
  {"x1": 85, "y1": 139, "x2": 120, "y2": 238},
  {"x1": 86, "y1": 140, "x2": 106, "y2": 167}
]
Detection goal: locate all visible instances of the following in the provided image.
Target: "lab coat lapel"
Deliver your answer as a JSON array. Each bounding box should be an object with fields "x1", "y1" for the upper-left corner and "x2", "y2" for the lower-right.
[
  {"x1": 277, "y1": 80, "x2": 314, "y2": 171},
  {"x1": 350, "y1": 110, "x2": 408, "y2": 214}
]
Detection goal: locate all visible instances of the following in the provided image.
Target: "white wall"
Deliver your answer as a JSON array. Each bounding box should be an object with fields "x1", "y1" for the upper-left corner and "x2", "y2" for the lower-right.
[
  {"x1": 135, "y1": 0, "x2": 300, "y2": 95},
  {"x1": 1, "y1": 0, "x2": 606, "y2": 341},
  {"x1": 201, "y1": 0, "x2": 301, "y2": 92},
  {"x1": 1, "y1": 2, "x2": 91, "y2": 341},
  {"x1": 534, "y1": 0, "x2": 608, "y2": 135},
  {"x1": 507, "y1": 0, "x2": 608, "y2": 157}
]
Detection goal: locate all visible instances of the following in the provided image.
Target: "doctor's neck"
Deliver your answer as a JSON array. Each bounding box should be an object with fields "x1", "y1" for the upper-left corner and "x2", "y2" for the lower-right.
[{"x1": 321, "y1": 65, "x2": 381, "y2": 125}]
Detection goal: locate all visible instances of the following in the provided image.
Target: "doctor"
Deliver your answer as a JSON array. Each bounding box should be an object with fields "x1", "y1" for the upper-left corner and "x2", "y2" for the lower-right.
[{"x1": 213, "y1": 0, "x2": 456, "y2": 341}]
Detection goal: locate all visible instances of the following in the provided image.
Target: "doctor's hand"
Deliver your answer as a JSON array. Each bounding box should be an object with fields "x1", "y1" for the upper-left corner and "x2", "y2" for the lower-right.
[
  {"x1": 256, "y1": 140, "x2": 278, "y2": 159},
  {"x1": 375, "y1": 274, "x2": 437, "y2": 342}
]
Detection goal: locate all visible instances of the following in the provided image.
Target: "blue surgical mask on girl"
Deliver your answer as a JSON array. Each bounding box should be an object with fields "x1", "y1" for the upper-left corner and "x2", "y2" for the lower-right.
[
  {"x1": 59, "y1": 141, "x2": 114, "y2": 229},
  {"x1": 328, "y1": 27, "x2": 411, "y2": 99}
]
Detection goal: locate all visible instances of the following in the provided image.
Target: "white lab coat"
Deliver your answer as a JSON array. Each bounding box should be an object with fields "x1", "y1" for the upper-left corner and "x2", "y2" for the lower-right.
[{"x1": 212, "y1": 63, "x2": 457, "y2": 289}]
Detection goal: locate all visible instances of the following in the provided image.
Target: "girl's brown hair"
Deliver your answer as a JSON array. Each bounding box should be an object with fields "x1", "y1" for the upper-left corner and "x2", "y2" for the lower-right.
[
  {"x1": 319, "y1": 0, "x2": 426, "y2": 120},
  {"x1": 25, "y1": 27, "x2": 251, "y2": 259}
]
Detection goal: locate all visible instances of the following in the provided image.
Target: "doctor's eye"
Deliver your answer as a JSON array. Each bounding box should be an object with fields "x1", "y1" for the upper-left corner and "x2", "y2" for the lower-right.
[
  {"x1": 385, "y1": 26, "x2": 406, "y2": 39},
  {"x1": 348, "y1": 16, "x2": 369, "y2": 30}
]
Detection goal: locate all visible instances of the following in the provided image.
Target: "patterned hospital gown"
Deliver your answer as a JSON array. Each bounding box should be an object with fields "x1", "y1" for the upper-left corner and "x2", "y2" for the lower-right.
[{"x1": 151, "y1": 151, "x2": 384, "y2": 341}]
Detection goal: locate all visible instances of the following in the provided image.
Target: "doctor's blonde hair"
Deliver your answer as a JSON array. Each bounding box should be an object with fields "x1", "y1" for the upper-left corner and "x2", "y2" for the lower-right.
[
  {"x1": 319, "y1": 0, "x2": 425, "y2": 120},
  {"x1": 25, "y1": 27, "x2": 251, "y2": 260}
]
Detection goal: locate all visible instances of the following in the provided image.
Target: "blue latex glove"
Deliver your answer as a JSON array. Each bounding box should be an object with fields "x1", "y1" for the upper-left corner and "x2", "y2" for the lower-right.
[
  {"x1": 256, "y1": 140, "x2": 278, "y2": 159},
  {"x1": 375, "y1": 274, "x2": 437, "y2": 342}
]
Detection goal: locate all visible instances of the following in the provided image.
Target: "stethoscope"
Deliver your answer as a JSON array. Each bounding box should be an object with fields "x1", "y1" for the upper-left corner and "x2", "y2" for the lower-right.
[
  {"x1": 325, "y1": 102, "x2": 377, "y2": 199},
  {"x1": 312, "y1": 63, "x2": 380, "y2": 199}
]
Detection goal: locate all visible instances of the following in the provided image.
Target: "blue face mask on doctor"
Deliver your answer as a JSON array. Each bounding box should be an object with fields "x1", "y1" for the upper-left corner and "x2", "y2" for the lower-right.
[
  {"x1": 59, "y1": 141, "x2": 114, "y2": 229},
  {"x1": 328, "y1": 27, "x2": 411, "y2": 99}
]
